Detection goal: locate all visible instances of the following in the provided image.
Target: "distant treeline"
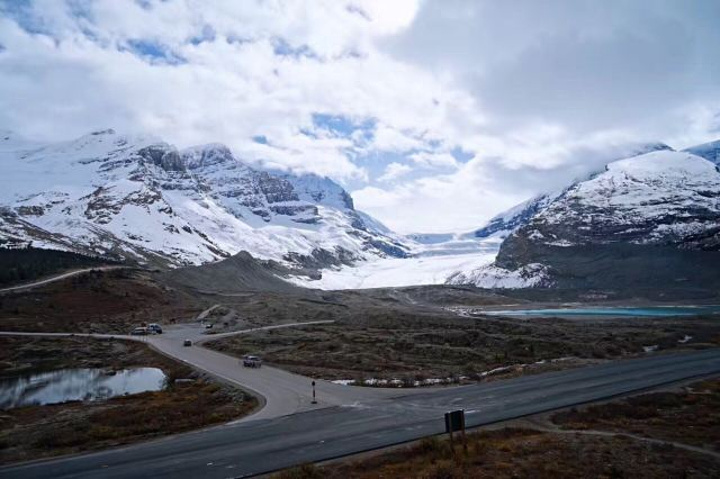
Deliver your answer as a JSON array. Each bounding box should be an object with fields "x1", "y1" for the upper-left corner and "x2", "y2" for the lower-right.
[{"x1": 0, "y1": 248, "x2": 116, "y2": 286}]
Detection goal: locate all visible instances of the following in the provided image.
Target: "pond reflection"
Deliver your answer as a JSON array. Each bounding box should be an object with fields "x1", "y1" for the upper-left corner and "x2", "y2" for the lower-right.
[{"x1": 0, "y1": 368, "x2": 167, "y2": 409}]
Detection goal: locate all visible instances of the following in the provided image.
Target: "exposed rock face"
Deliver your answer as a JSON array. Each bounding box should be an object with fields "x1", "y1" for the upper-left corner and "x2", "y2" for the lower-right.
[
  {"x1": 0, "y1": 130, "x2": 409, "y2": 270},
  {"x1": 450, "y1": 150, "x2": 720, "y2": 291}
]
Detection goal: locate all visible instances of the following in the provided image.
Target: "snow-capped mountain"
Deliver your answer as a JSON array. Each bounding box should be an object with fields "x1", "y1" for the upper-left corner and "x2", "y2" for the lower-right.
[
  {"x1": 449, "y1": 149, "x2": 720, "y2": 289},
  {"x1": 470, "y1": 193, "x2": 561, "y2": 240},
  {"x1": 684, "y1": 140, "x2": 720, "y2": 166},
  {"x1": 0, "y1": 129, "x2": 408, "y2": 270},
  {"x1": 471, "y1": 142, "x2": 673, "y2": 240}
]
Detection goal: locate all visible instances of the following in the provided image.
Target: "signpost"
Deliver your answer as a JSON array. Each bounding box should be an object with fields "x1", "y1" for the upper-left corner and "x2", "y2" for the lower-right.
[
  {"x1": 311, "y1": 380, "x2": 317, "y2": 404},
  {"x1": 444, "y1": 410, "x2": 467, "y2": 453}
]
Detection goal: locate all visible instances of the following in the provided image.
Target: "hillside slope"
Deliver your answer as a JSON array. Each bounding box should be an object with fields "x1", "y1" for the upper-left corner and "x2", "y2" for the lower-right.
[{"x1": 449, "y1": 150, "x2": 720, "y2": 291}]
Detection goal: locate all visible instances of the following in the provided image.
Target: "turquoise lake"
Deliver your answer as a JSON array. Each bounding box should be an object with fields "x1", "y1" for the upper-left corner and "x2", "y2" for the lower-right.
[{"x1": 483, "y1": 306, "x2": 720, "y2": 318}]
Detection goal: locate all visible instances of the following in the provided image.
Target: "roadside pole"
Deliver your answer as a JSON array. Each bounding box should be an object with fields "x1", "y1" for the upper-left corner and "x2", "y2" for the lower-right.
[
  {"x1": 444, "y1": 410, "x2": 466, "y2": 454},
  {"x1": 311, "y1": 380, "x2": 317, "y2": 404}
]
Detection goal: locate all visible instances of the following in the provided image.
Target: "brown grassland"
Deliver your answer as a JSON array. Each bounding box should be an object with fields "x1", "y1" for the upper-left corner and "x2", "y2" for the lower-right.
[
  {"x1": 0, "y1": 336, "x2": 256, "y2": 465},
  {"x1": 274, "y1": 378, "x2": 720, "y2": 479},
  {"x1": 208, "y1": 314, "x2": 720, "y2": 384}
]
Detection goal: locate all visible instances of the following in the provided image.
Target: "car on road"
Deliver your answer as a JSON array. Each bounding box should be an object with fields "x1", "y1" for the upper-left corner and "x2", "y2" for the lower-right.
[
  {"x1": 204, "y1": 323, "x2": 214, "y2": 329},
  {"x1": 242, "y1": 355, "x2": 262, "y2": 368},
  {"x1": 183, "y1": 339, "x2": 192, "y2": 347},
  {"x1": 130, "y1": 326, "x2": 148, "y2": 336},
  {"x1": 148, "y1": 323, "x2": 163, "y2": 334}
]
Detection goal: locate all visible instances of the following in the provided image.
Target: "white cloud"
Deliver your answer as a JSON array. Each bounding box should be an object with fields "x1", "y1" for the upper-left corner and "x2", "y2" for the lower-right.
[
  {"x1": 377, "y1": 162, "x2": 412, "y2": 182},
  {"x1": 0, "y1": 0, "x2": 719, "y2": 233},
  {"x1": 408, "y1": 151, "x2": 459, "y2": 169},
  {"x1": 369, "y1": 123, "x2": 424, "y2": 152}
]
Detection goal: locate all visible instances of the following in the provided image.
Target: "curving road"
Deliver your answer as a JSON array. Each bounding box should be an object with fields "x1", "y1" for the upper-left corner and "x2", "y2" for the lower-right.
[
  {"x1": 148, "y1": 322, "x2": 414, "y2": 420},
  {"x1": 0, "y1": 266, "x2": 127, "y2": 293},
  {"x1": 0, "y1": 321, "x2": 415, "y2": 421},
  {"x1": 1, "y1": 348, "x2": 719, "y2": 478}
]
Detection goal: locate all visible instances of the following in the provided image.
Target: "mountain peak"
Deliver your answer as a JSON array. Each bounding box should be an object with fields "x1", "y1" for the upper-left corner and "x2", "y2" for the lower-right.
[
  {"x1": 0, "y1": 130, "x2": 407, "y2": 271},
  {"x1": 182, "y1": 143, "x2": 238, "y2": 170},
  {"x1": 277, "y1": 171, "x2": 354, "y2": 210},
  {"x1": 684, "y1": 139, "x2": 720, "y2": 166},
  {"x1": 89, "y1": 128, "x2": 116, "y2": 136}
]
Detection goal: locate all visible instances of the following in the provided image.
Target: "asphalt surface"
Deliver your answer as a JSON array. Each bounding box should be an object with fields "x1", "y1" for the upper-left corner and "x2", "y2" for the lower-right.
[
  {"x1": 149, "y1": 322, "x2": 410, "y2": 420},
  {"x1": 0, "y1": 322, "x2": 412, "y2": 421},
  {"x1": 3, "y1": 348, "x2": 720, "y2": 478}
]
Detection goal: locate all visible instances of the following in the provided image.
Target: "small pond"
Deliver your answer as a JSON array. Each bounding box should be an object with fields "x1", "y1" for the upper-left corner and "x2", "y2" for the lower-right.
[
  {"x1": 483, "y1": 306, "x2": 720, "y2": 318},
  {"x1": 0, "y1": 367, "x2": 167, "y2": 410}
]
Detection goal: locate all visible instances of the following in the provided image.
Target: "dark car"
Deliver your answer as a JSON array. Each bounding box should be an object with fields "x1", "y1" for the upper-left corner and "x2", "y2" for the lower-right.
[
  {"x1": 242, "y1": 355, "x2": 262, "y2": 368},
  {"x1": 183, "y1": 339, "x2": 192, "y2": 347},
  {"x1": 148, "y1": 323, "x2": 163, "y2": 334}
]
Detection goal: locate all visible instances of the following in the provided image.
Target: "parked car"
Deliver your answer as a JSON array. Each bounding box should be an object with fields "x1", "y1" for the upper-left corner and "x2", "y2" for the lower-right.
[
  {"x1": 242, "y1": 355, "x2": 262, "y2": 368},
  {"x1": 183, "y1": 339, "x2": 192, "y2": 347},
  {"x1": 130, "y1": 327, "x2": 148, "y2": 336},
  {"x1": 204, "y1": 323, "x2": 214, "y2": 329},
  {"x1": 148, "y1": 323, "x2": 163, "y2": 334}
]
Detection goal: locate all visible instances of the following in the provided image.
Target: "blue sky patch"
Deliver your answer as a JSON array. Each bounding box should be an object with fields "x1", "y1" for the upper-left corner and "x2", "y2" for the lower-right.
[
  {"x1": 312, "y1": 113, "x2": 376, "y2": 139},
  {"x1": 0, "y1": 0, "x2": 48, "y2": 35},
  {"x1": 451, "y1": 146, "x2": 474, "y2": 163},
  {"x1": 125, "y1": 39, "x2": 186, "y2": 65},
  {"x1": 272, "y1": 37, "x2": 317, "y2": 59},
  {"x1": 134, "y1": 0, "x2": 152, "y2": 10},
  {"x1": 189, "y1": 25, "x2": 216, "y2": 46}
]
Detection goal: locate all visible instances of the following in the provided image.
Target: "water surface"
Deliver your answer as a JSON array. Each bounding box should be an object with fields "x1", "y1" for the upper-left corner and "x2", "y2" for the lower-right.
[
  {"x1": 0, "y1": 367, "x2": 167, "y2": 409},
  {"x1": 483, "y1": 306, "x2": 720, "y2": 318}
]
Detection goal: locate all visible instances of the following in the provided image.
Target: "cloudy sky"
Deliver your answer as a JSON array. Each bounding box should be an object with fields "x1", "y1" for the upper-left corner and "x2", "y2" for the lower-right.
[{"x1": 1, "y1": 0, "x2": 719, "y2": 233}]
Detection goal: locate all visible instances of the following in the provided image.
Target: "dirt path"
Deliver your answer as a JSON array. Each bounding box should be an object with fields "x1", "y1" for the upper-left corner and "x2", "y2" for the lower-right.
[{"x1": 0, "y1": 266, "x2": 127, "y2": 293}]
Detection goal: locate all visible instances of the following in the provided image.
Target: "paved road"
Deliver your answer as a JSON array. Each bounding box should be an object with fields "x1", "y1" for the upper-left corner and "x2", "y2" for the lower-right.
[
  {"x1": 3, "y1": 348, "x2": 719, "y2": 478},
  {"x1": 149, "y1": 322, "x2": 411, "y2": 420},
  {"x1": 0, "y1": 266, "x2": 126, "y2": 293},
  {"x1": 0, "y1": 322, "x2": 410, "y2": 421}
]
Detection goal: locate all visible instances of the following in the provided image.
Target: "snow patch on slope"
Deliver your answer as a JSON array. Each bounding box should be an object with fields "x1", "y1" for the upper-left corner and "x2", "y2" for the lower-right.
[
  {"x1": 289, "y1": 236, "x2": 501, "y2": 290},
  {"x1": 0, "y1": 130, "x2": 408, "y2": 269},
  {"x1": 447, "y1": 263, "x2": 551, "y2": 289}
]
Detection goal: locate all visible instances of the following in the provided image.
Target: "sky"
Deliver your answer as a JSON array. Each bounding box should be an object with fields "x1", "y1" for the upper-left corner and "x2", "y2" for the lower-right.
[{"x1": 1, "y1": 0, "x2": 719, "y2": 233}]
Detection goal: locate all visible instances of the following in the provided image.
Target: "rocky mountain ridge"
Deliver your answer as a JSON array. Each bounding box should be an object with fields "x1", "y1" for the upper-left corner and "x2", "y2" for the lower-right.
[
  {"x1": 450, "y1": 147, "x2": 720, "y2": 291},
  {"x1": 471, "y1": 142, "x2": 674, "y2": 240},
  {"x1": 0, "y1": 129, "x2": 408, "y2": 272}
]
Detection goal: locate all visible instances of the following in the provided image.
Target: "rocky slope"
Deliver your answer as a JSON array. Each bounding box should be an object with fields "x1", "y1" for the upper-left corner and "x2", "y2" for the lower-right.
[
  {"x1": 471, "y1": 143, "x2": 673, "y2": 240},
  {"x1": 449, "y1": 149, "x2": 720, "y2": 290},
  {"x1": 0, "y1": 130, "x2": 408, "y2": 272}
]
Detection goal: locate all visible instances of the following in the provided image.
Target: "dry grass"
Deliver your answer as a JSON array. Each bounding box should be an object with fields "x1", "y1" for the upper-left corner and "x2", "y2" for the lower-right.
[
  {"x1": 553, "y1": 378, "x2": 720, "y2": 451},
  {"x1": 207, "y1": 314, "x2": 720, "y2": 384},
  {"x1": 0, "y1": 336, "x2": 256, "y2": 465},
  {"x1": 274, "y1": 428, "x2": 720, "y2": 479},
  {"x1": 0, "y1": 269, "x2": 205, "y2": 334}
]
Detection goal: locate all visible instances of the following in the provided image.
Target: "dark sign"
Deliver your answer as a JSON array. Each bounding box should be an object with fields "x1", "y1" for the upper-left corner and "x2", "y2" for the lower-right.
[{"x1": 444, "y1": 410, "x2": 465, "y2": 433}]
